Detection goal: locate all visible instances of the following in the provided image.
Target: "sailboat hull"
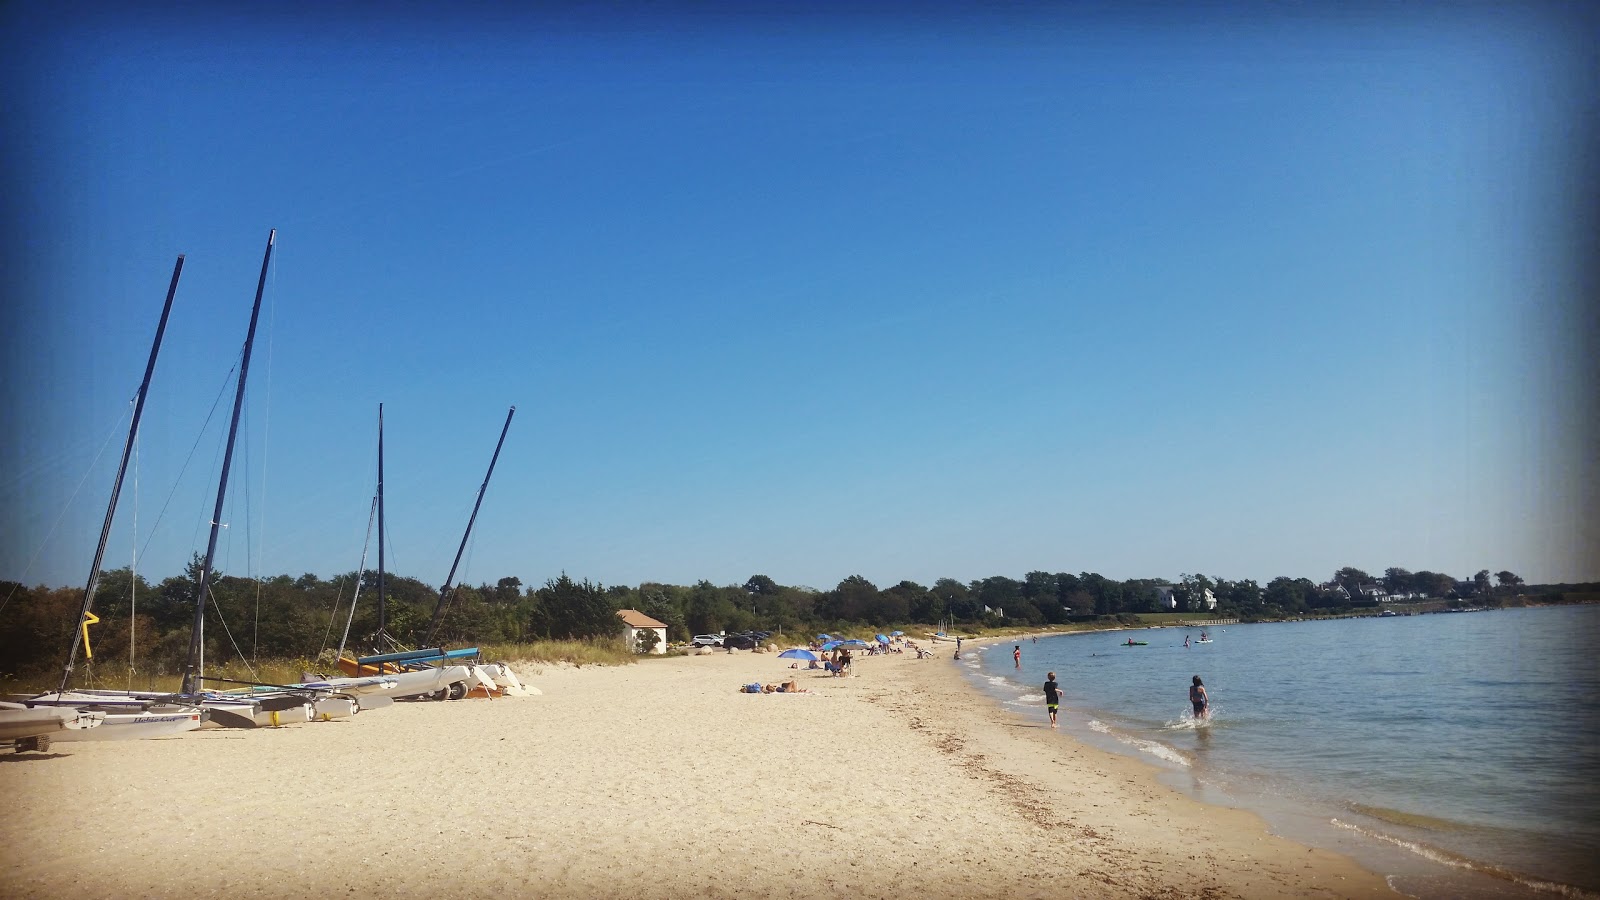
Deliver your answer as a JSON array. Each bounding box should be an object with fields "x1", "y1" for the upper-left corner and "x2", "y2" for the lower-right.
[
  {"x1": 0, "y1": 704, "x2": 104, "y2": 742},
  {"x1": 52, "y1": 707, "x2": 206, "y2": 741}
]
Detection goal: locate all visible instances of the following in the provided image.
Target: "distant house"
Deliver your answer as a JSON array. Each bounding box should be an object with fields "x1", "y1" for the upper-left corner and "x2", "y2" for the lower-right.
[
  {"x1": 1354, "y1": 583, "x2": 1389, "y2": 603},
  {"x1": 1156, "y1": 586, "x2": 1216, "y2": 611},
  {"x1": 616, "y1": 609, "x2": 669, "y2": 654}
]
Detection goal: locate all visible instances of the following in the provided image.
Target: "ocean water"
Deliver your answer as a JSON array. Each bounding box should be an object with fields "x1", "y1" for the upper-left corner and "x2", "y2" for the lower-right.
[{"x1": 963, "y1": 605, "x2": 1600, "y2": 899}]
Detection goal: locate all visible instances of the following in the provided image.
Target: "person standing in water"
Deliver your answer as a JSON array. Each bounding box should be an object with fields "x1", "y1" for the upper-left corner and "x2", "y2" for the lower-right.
[
  {"x1": 1043, "y1": 671, "x2": 1062, "y2": 728},
  {"x1": 1013, "y1": 645, "x2": 1022, "y2": 668},
  {"x1": 1190, "y1": 675, "x2": 1209, "y2": 720}
]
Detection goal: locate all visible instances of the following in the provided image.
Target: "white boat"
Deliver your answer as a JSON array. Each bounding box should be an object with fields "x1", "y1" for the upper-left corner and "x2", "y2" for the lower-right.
[
  {"x1": 312, "y1": 697, "x2": 358, "y2": 720},
  {"x1": 387, "y1": 665, "x2": 474, "y2": 701},
  {"x1": 51, "y1": 705, "x2": 207, "y2": 742},
  {"x1": 0, "y1": 701, "x2": 104, "y2": 751}
]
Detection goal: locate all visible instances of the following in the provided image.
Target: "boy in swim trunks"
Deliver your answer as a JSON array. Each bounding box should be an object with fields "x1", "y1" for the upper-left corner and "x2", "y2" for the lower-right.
[{"x1": 1043, "y1": 671, "x2": 1061, "y2": 728}]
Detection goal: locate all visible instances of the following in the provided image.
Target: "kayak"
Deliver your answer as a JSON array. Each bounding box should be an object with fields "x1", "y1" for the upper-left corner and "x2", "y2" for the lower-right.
[{"x1": 1122, "y1": 641, "x2": 1148, "y2": 646}]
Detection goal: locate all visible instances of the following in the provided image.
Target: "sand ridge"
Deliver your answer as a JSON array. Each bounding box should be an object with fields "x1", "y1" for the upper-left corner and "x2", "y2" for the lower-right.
[{"x1": 0, "y1": 645, "x2": 1392, "y2": 898}]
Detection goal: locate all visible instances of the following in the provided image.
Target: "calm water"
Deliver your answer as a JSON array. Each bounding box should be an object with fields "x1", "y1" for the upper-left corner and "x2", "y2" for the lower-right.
[{"x1": 964, "y1": 606, "x2": 1600, "y2": 899}]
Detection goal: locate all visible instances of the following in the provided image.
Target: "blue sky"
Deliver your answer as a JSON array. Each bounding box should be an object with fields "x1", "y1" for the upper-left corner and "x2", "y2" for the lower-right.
[{"x1": 2, "y1": 3, "x2": 1595, "y2": 595}]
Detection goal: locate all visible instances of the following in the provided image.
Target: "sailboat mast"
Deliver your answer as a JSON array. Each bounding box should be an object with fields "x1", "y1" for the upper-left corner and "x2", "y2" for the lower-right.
[
  {"x1": 376, "y1": 402, "x2": 386, "y2": 641},
  {"x1": 180, "y1": 230, "x2": 275, "y2": 696},
  {"x1": 423, "y1": 406, "x2": 515, "y2": 646},
  {"x1": 56, "y1": 255, "x2": 185, "y2": 694}
]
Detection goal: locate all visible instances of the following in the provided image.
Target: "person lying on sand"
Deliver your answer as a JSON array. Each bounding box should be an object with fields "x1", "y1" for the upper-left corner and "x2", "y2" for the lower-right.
[{"x1": 759, "y1": 680, "x2": 810, "y2": 693}]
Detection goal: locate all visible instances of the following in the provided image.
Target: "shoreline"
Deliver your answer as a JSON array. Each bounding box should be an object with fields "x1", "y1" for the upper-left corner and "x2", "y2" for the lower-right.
[{"x1": 2, "y1": 646, "x2": 1391, "y2": 899}]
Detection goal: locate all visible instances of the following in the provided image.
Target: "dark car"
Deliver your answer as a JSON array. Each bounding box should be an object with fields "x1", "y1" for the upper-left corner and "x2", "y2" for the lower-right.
[{"x1": 722, "y1": 634, "x2": 760, "y2": 650}]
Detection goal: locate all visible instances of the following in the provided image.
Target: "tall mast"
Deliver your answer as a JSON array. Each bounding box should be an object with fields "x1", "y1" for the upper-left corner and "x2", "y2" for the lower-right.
[
  {"x1": 376, "y1": 402, "x2": 386, "y2": 642},
  {"x1": 180, "y1": 230, "x2": 274, "y2": 696},
  {"x1": 423, "y1": 406, "x2": 515, "y2": 646},
  {"x1": 57, "y1": 255, "x2": 185, "y2": 694}
]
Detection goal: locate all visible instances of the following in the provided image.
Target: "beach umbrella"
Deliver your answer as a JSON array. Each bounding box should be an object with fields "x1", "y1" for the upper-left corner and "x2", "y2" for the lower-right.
[
  {"x1": 816, "y1": 634, "x2": 832, "y2": 641},
  {"x1": 820, "y1": 640, "x2": 844, "y2": 651},
  {"x1": 778, "y1": 648, "x2": 818, "y2": 661},
  {"x1": 841, "y1": 639, "x2": 870, "y2": 647},
  {"x1": 890, "y1": 631, "x2": 904, "y2": 636},
  {"x1": 874, "y1": 634, "x2": 890, "y2": 644}
]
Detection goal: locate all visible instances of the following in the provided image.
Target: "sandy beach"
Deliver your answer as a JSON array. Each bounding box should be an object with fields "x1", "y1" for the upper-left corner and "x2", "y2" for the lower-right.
[{"x1": 1, "y1": 641, "x2": 1392, "y2": 899}]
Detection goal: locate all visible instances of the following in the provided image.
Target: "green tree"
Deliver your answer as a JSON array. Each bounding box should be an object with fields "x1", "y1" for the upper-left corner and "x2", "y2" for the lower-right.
[
  {"x1": 1473, "y1": 570, "x2": 1493, "y2": 597},
  {"x1": 533, "y1": 574, "x2": 618, "y2": 640},
  {"x1": 1263, "y1": 576, "x2": 1311, "y2": 614},
  {"x1": 1383, "y1": 568, "x2": 1414, "y2": 595}
]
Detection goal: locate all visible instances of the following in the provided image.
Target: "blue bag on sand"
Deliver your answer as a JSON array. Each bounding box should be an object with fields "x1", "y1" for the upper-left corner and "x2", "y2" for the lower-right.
[{"x1": 743, "y1": 683, "x2": 762, "y2": 693}]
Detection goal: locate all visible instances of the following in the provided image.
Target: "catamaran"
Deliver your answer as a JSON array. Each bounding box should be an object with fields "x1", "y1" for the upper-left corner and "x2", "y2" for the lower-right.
[{"x1": 316, "y1": 405, "x2": 527, "y2": 701}]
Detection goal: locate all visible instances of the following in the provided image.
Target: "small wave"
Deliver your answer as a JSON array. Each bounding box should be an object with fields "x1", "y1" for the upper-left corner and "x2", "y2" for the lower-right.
[
  {"x1": 1332, "y1": 819, "x2": 1600, "y2": 899},
  {"x1": 1083, "y1": 719, "x2": 1190, "y2": 766},
  {"x1": 1133, "y1": 739, "x2": 1191, "y2": 766},
  {"x1": 1348, "y1": 803, "x2": 1483, "y2": 834},
  {"x1": 984, "y1": 675, "x2": 1009, "y2": 687}
]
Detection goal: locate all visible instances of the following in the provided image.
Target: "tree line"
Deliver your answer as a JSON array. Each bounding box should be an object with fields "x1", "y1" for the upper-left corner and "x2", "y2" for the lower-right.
[{"x1": 0, "y1": 559, "x2": 1575, "y2": 680}]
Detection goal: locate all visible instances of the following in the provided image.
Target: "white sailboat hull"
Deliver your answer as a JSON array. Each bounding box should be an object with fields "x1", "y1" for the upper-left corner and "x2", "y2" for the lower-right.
[
  {"x1": 52, "y1": 707, "x2": 206, "y2": 741},
  {"x1": 312, "y1": 697, "x2": 357, "y2": 720},
  {"x1": 0, "y1": 704, "x2": 104, "y2": 742},
  {"x1": 384, "y1": 665, "x2": 473, "y2": 700}
]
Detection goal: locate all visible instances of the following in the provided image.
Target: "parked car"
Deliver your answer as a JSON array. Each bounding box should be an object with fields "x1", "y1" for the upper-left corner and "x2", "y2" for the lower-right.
[
  {"x1": 691, "y1": 634, "x2": 723, "y2": 647},
  {"x1": 722, "y1": 634, "x2": 759, "y2": 650}
]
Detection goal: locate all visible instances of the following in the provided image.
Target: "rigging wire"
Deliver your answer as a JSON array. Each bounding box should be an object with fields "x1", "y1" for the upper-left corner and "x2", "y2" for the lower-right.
[
  {"x1": 136, "y1": 364, "x2": 236, "y2": 564},
  {"x1": 320, "y1": 574, "x2": 349, "y2": 659},
  {"x1": 206, "y1": 581, "x2": 257, "y2": 684},
  {"x1": 335, "y1": 495, "x2": 379, "y2": 664},
  {"x1": 0, "y1": 405, "x2": 130, "y2": 616}
]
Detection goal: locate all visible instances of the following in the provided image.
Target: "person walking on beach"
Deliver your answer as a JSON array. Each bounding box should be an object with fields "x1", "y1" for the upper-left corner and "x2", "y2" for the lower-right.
[
  {"x1": 1190, "y1": 675, "x2": 1209, "y2": 720},
  {"x1": 1043, "y1": 671, "x2": 1062, "y2": 728},
  {"x1": 1013, "y1": 645, "x2": 1021, "y2": 668}
]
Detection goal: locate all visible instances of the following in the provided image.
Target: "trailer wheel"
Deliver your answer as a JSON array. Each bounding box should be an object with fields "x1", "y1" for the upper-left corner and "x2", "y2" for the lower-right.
[
  {"x1": 447, "y1": 681, "x2": 467, "y2": 701},
  {"x1": 15, "y1": 735, "x2": 50, "y2": 753}
]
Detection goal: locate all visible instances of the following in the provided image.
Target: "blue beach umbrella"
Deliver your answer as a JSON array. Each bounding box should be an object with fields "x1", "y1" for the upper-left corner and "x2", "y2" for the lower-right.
[
  {"x1": 840, "y1": 639, "x2": 870, "y2": 648},
  {"x1": 874, "y1": 634, "x2": 890, "y2": 644},
  {"x1": 820, "y1": 640, "x2": 844, "y2": 651},
  {"x1": 817, "y1": 634, "x2": 832, "y2": 641},
  {"x1": 890, "y1": 631, "x2": 904, "y2": 636},
  {"x1": 778, "y1": 648, "x2": 819, "y2": 661}
]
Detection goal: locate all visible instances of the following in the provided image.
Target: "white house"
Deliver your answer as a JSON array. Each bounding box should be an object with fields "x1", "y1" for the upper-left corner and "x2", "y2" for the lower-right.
[
  {"x1": 1156, "y1": 586, "x2": 1216, "y2": 611},
  {"x1": 616, "y1": 609, "x2": 669, "y2": 654}
]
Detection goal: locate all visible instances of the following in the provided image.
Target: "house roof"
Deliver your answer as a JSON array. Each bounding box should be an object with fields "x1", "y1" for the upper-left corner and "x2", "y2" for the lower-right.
[{"x1": 616, "y1": 609, "x2": 668, "y2": 629}]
